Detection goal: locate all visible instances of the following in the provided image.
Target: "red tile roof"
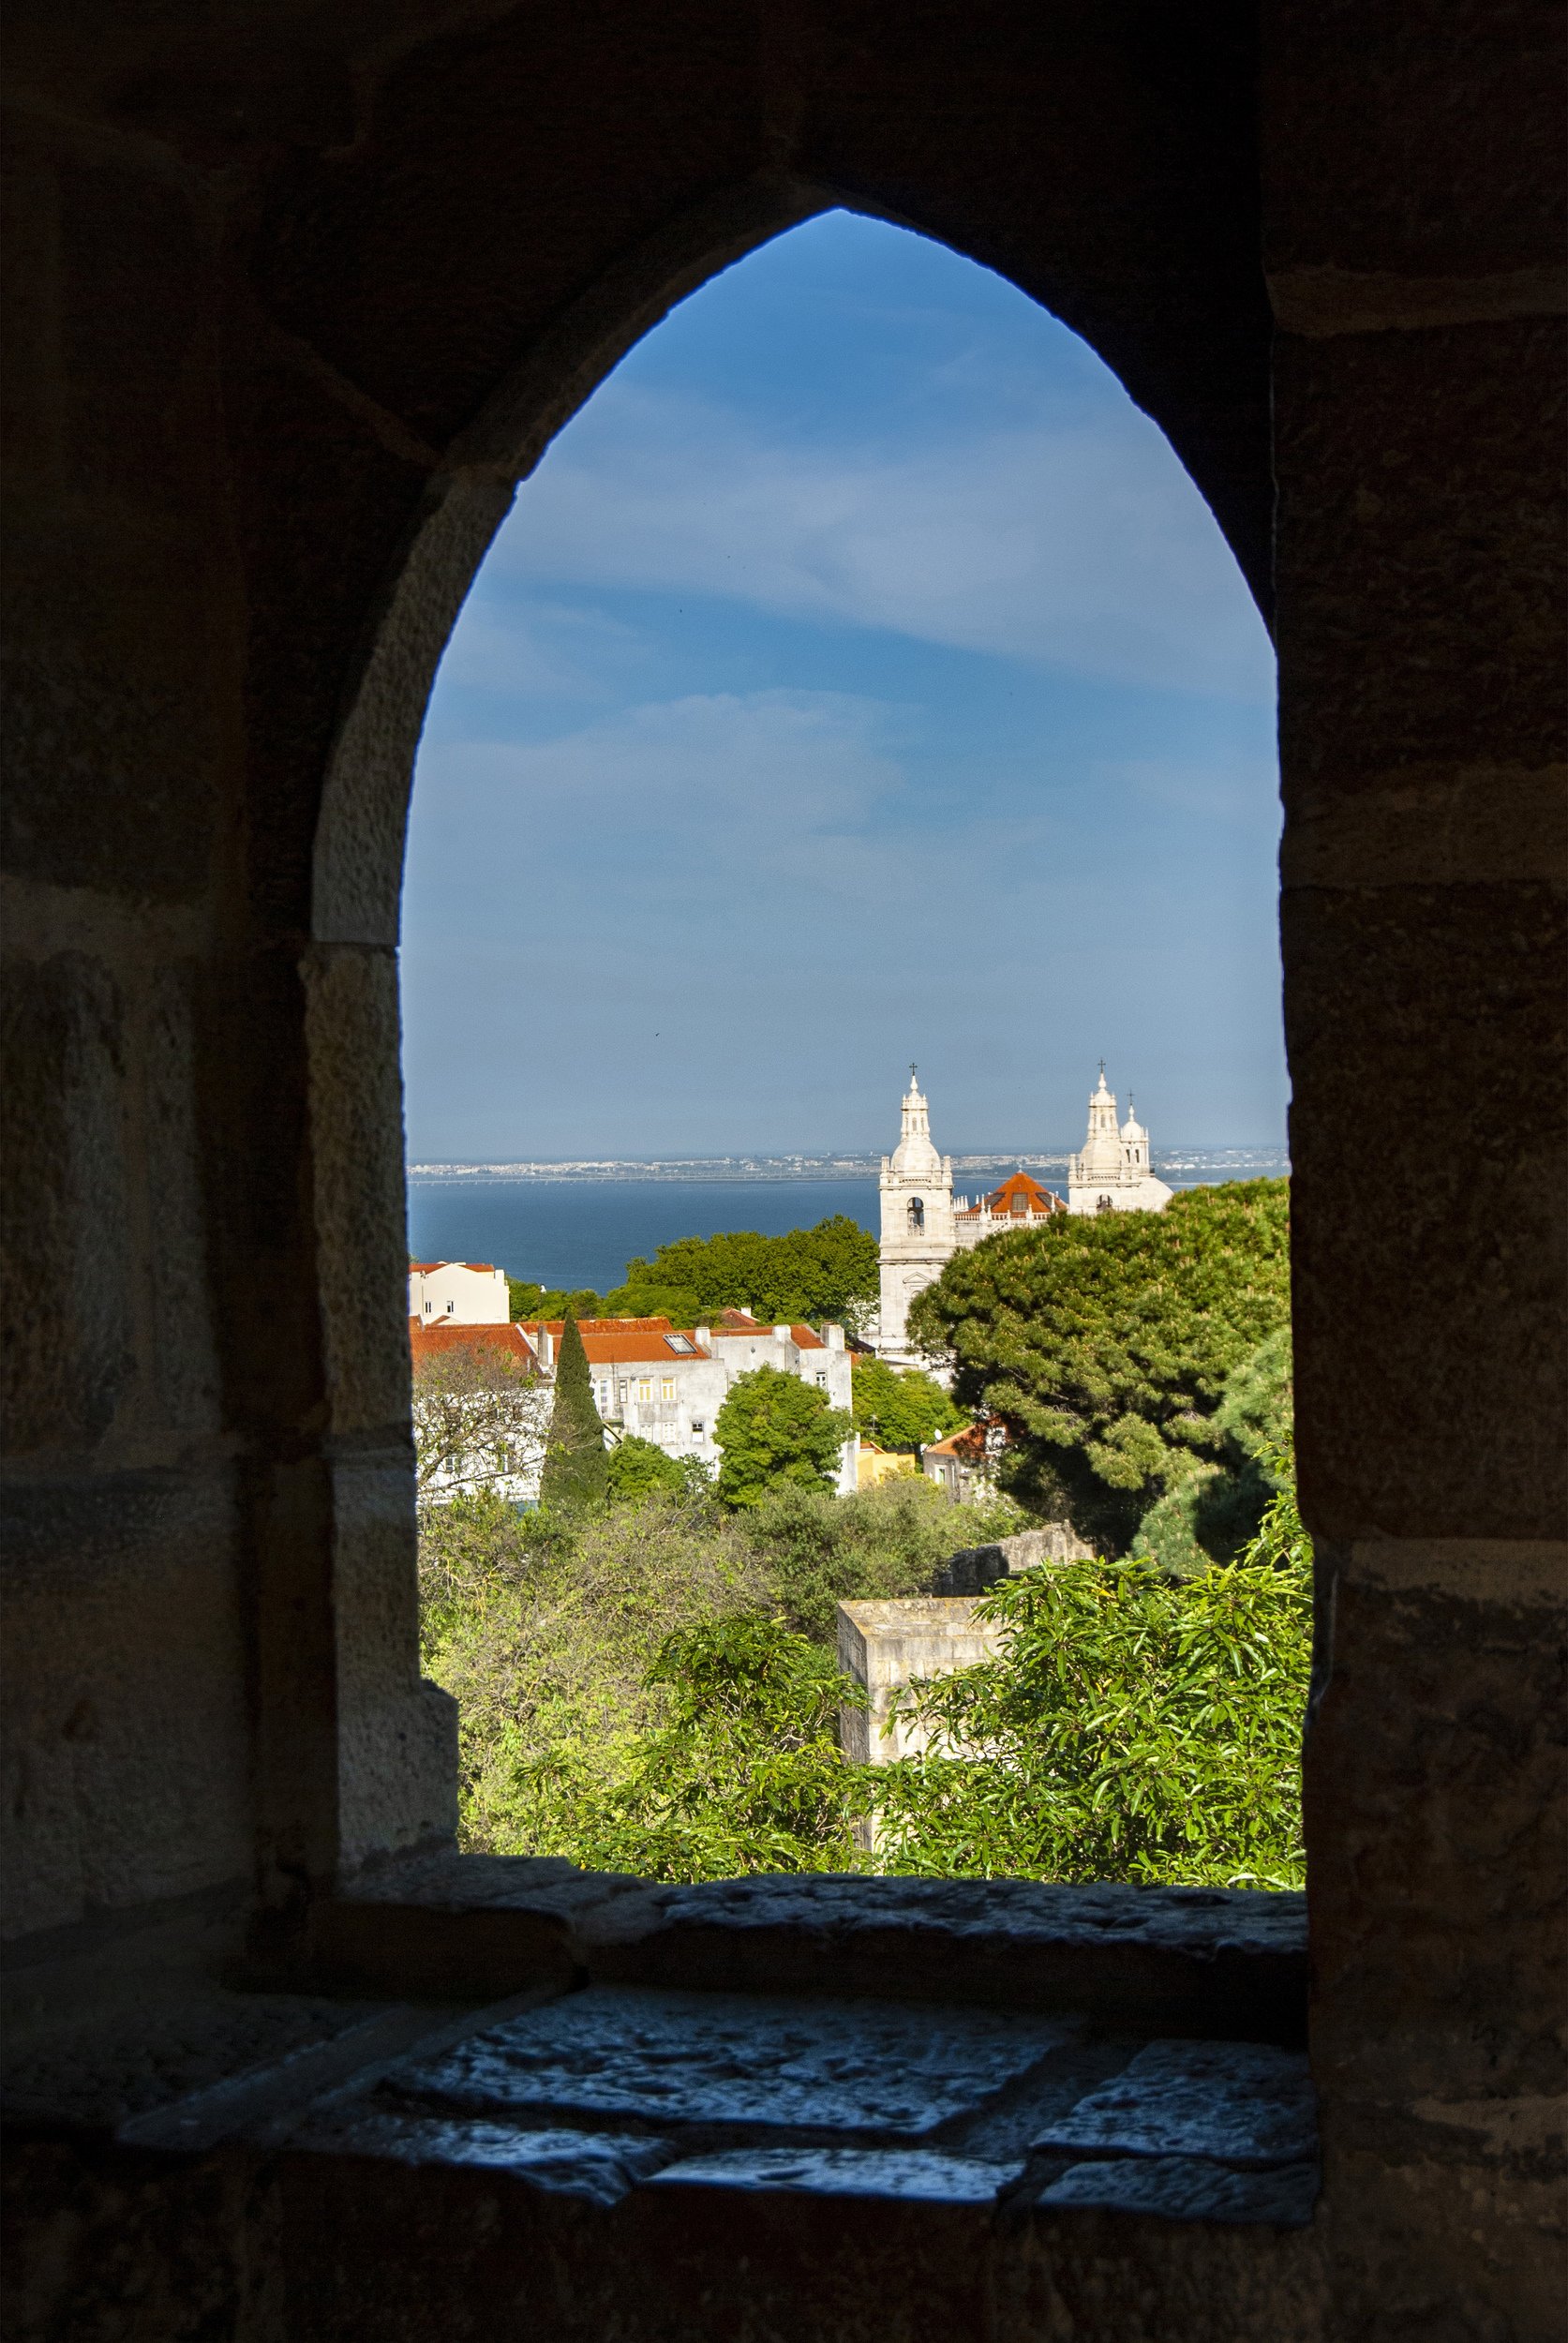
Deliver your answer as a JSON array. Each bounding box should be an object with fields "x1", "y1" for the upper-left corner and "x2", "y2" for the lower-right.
[
  {"x1": 528, "y1": 1316, "x2": 676, "y2": 1336},
  {"x1": 409, "y1": 1259, "x2": 500, "y2": 1275},
  {"x1": 409, "y1": 1318, "x2": 538, "y2": 1368},
  {"x1": 955, "y1": 1170, "x2": 1064, "y2": 1222},
  {"x1": 522, "y1": 1319, "x2": 708, "y2": 1367},
  {"x1": 707, "y1": 1317, "x2": 827, "y2": 1351}
]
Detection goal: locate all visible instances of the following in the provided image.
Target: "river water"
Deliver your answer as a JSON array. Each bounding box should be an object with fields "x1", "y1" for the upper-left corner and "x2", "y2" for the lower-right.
[{"x1": 407, "y1": 1157, "x2": 1286, "y2": 1294}]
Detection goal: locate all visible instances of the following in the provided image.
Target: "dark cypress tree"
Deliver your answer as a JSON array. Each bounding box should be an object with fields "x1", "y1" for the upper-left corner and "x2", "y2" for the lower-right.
[{"x1": 540, "y1": 1313, "x2": 609, "y2": 1511}]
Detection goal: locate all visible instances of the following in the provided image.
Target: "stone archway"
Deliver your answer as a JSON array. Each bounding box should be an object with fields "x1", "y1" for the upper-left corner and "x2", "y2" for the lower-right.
[{"x1": 3, "y1": 7, "x2": 1561, "y2": 2335}]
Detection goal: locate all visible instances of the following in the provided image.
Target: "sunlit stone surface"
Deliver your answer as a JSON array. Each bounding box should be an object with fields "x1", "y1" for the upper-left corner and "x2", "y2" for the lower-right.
[{"x1": 383, "y1": 1985, "x2": 1082, "y2": 2141}]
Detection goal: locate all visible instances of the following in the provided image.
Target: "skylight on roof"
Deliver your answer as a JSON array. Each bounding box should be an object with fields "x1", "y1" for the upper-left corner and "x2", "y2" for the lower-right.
[{"x1": 665, "y1": 1334, "x2": 695, "y2": 1353}]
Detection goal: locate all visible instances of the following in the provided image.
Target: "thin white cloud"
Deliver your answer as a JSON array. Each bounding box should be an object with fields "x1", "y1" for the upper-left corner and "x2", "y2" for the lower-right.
[{"x1": 492, "y1": 383, "x2": 1275, "y2": 702}]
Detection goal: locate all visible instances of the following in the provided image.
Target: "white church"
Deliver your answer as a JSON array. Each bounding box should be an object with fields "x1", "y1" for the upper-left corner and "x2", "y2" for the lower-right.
[{"x1": 874, "y1": 1065, "x2": 1172, "y2": 1365}]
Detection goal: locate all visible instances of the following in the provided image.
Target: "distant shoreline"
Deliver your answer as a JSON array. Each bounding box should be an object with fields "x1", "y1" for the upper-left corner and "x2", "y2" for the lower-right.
[{"x1": 409, "y1": 1149, "x2": 1290, "y2": 1186}]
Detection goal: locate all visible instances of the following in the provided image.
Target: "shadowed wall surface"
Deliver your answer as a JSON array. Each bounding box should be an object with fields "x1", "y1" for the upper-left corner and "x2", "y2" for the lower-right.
[{"x1": 2, "y1": 4, "x2": 1562, "y2": 2336}]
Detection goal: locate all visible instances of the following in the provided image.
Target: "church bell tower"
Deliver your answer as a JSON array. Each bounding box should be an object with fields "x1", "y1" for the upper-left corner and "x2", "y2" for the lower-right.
[{"x1": 875, "y1": 1068, "x2": 955, "y2": 1366}]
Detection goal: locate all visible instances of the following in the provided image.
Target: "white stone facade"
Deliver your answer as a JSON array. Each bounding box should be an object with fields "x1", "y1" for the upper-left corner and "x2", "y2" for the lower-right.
[
  {"x1": 523, "y1": 1313, "x2": 859, "y2": 1495},
  {"x1": 1065, "y1": 1068, "x2": 1173, "y2": 1215},
  {"x1": 409, "y1": 1259, "x2": 510, "y2": 1324},
  {"x1": 875, "y1": 1075, "x2": 957, "y2": 1367}
]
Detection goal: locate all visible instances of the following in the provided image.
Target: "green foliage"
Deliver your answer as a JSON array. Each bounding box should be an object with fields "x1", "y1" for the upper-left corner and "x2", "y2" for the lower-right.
[
  {"x1": 539, "y1": 1314, "x2": 609, "y2": 1510},
  {"x1": 907, "y1": 1180, "x2": 1291, "y2": 1552},
  {"x1": 606, "y1": 1434, "x2": 709, "y2": 1504},
  {"x1": 746, "y1": 1474, "x2": 1029, "y2": 1642},
  {"x1": 508, "y1": 1278, "x2": 605, "y2": 1322},
  {"x1": 608, "y1": 1215, "x2": 878, "y2": 1329},
  {"x1": 418, "y1": 1489, "x2": 867, "y2": 1876},
  {"x1": 597, "y1": 1282, "x2": 706, "y2": 1325},
  {"x1": 872, "y1": 1481, "x2": 1311, "y2": 1888},
  {"x1": 713, "y1": 1366, "x2": 854, "y2": 1510},
  {"x1": 420, "y1": 1454, "x2": 1310, "y2": 1889},
  {"x1": 589, "y1": 1614, "x2": 866, "y2": 1878},
  {"x1": 850, "y1": 1356, "x2": 966, "y2": 1454},
  {"x1": 1133, "y1": 1328, "x2": 1294, "y2": 1575},
  {"x1": 420, "y1": 1488, "x2": 768, "y2": 1864}
]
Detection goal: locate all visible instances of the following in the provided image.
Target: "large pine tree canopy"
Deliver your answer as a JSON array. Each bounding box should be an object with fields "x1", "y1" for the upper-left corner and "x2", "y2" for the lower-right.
[{"x1": 907, "y1": 1179, "x2": 1291, "y2": 1551}]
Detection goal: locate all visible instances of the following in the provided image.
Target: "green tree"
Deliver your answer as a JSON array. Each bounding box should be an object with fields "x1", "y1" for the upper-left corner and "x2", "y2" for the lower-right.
[
  {"x1": 606, "y1": 1433, "x2": 694, "y2": 1504},
  {"x1": 508, "y1": 1277, "x2": 604, "y2": 1322},
  {"x1": 595, "y1": 1283, "x2": 706, "y2": 1326},
  {"x1": 713, "y1": 1366, "x2": 853, "y2": 1509},
  {"x1": 606, "y1": 1215, "x2": 878, "y2": 1328},
  {"x1": 850, "y1": 1356, "x2": 966, "y2": 1454},
  {"x1": 907, "y1": 1179, "x2": 1290, "y2": 1552},
  {"x1": 1133, "y1": 1327, "x2": 1293, "y2": 1575},
  {"x1": 539, "y1": 1314, "x2": 609, "y2": 1510}
]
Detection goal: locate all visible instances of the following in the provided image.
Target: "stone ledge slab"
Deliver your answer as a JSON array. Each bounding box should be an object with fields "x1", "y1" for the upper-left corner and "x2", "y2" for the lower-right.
[
  {"x1": 381, "y1": 1984, "x2": 1081, "y2": 2144},
  {"x1": 313, "y1": 1862, "x2": 1307, "y2": 2039},
  {"x1": 1033, "y1": 2040, "x2": 1318, "y2": 2169}
]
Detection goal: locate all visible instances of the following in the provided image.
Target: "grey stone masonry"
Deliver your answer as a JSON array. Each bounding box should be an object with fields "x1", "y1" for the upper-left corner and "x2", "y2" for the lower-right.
[{"x1": 934, "y1": 1524, "x2": 1094, "y2": 1597}]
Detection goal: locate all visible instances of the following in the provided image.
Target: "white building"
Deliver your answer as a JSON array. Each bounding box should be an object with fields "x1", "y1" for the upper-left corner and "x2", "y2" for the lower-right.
[
  {"x1": 875, "y1": 1074, "x2": 1065, "y2": 1366},
  {"x1": 875, "y1": 1072, "x2": 957, "y2": 1367},
  {"x1": 522, "y1": 1310, "x2": 859, "y2": 1495},
  {"x1": 409, "y1": 1259, "x2": 510, "y2": 1324},
  {"x1": 1066, "y1": 1067, "x2": 1173, "y2": 1215},
  {"x1": 409, "y1": 1316, "x2": 549, "y2": 1505}
]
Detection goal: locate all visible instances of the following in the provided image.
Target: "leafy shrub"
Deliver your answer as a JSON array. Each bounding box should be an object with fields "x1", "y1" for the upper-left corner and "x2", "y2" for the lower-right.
[
  {"x1": 871, "y1": 1469, "x2": 1311, "y2": 1888},
  {"x1": 419, "y1": 1489, "x2": 768, "y2": 1860},
  {"x1": 746, "y1": 1474, "x2": 1029, "y2": 1642}
]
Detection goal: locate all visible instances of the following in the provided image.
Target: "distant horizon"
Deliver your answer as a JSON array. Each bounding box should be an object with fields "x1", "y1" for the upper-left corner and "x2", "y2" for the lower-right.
[{"x1": 409, "y1": 1142, "x2": 1290, "y2": 1180}]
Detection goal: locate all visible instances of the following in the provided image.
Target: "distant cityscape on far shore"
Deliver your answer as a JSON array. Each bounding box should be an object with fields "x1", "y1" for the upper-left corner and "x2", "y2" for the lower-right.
[{"x1": 409, "y1": 1147, "x2": 1289, "y2": 1186}]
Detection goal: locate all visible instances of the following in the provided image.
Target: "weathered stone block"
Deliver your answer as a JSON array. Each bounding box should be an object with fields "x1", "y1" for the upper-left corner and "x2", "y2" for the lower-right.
[{"x1": 837, "y1": 1596, "x2": 1003, "y2": 1764}]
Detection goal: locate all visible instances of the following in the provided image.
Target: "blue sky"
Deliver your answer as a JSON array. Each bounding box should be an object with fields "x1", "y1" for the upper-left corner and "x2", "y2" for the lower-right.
[{"x1": 401, "y1": 211, "x2": 1284, "y2": 1159}]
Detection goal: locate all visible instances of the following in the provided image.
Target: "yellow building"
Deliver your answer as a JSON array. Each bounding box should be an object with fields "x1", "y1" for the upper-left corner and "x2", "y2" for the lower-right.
[{"x1": 856, "y1": 1444, "x2": 918, "y2": 1491}]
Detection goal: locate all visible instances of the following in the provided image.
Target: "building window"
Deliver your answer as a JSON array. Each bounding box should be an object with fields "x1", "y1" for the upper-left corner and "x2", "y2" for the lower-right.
[
  {"x1": 815, "y1": 1370, "x2": 829, "y2": 1387},
  {"x1": 661, "y1": 1379, "x2": 676, "y2": 1401},
  {"x1": 636, "y1": 1379, "x2": 653, "y2": 1403},
  {"x1": 691, "y1": 1421, "x2": 704, "y2": 1436},
  {"x1": 907, "y1": 1196, "x2": 925, "y2": 1231}
]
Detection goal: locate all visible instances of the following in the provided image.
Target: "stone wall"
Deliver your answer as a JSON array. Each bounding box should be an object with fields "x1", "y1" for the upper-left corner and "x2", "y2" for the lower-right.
[{"x1": 2, "y1": 3, "x2": 1561, "y2": 2334}]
